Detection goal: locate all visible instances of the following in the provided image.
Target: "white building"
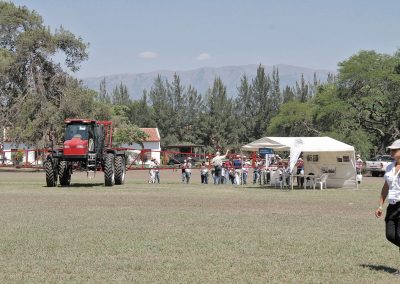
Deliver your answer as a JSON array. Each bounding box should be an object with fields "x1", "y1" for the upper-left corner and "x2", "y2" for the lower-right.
[{"x1": 122, "y1": 128, "x2": 161, "y2": 164}]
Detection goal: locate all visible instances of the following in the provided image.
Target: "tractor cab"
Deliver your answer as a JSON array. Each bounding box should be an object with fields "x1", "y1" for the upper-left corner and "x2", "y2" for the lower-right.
[{"x1": 63, "y1": 119, "x2": 96, "y2": 158}]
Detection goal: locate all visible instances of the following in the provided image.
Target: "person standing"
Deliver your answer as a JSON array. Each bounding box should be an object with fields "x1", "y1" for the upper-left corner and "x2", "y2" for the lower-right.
[
  {"x1": 253, "y1": 158, "x2": 263, "y2": 185},
  {"x1": 181, "y1": 160, "x2": 187, "y2": 183},
  {"x1": 184, "y1": 157, "x2": 192, "y2": 184},
  {"x1": 356, "y1": 154, "x2": 363, "y2": 174},
  {"x1": 242, "y1": 157, "x2": 251, "y2": 185},
  {"x1": 154, "y1": 159, "x2": 160, "y2": 184},
  {"x1": 233, "y1": 154, "x2": 242, "y2": 185},
  {"x1": 296, "y1": 157, "x2": 304, "y2": 187},
  {"x1": 375, "y1": 139, "x2": 400, "y2": 276},
  {"x1": 356, "y1": 154, "x2": 363, "y2": 184},
  {"x1": 148, "y1": 158, "x2": 156, "y2": 183},
  {"x1": 211, "y1": 149, "x2": 229, "y2": 185},
  {"x1": 200, "y1": 161, "x2": 209, "y2": 184}
]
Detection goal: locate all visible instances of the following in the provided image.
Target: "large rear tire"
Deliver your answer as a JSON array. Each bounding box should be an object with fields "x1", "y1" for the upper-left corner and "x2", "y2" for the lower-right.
[
  {"x1": 115, "y1": 155, "x2": 126, "y2": 185},
  {"x1": 59, "y1": 161, "x2": 71, "y2": 186},
  {"x1": 45, "y1": 160, "x2": 57, "y2": 187},
  {"x1": 104, "y1": 153, "x2": 115, "y2": 186}
]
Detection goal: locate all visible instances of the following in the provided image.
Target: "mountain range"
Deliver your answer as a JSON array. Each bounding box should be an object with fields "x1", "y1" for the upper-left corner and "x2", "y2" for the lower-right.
[{"x1": 81, "y1": 64, "x2": 335, "y2": 100}]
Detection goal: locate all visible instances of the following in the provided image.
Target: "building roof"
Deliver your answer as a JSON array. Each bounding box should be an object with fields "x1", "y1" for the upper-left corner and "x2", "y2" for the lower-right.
[{"x1": 140, "y1": 128, "x2": 161, "y2": 142}]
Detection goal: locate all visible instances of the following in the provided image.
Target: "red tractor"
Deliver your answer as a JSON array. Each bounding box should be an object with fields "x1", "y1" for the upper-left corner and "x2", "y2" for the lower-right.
[{"x1": 45, "y1": 119, "x2": 126, "y2": 187}]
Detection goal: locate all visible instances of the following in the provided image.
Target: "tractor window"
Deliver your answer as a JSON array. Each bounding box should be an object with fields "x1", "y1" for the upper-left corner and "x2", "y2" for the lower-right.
[{"x1": 65, "y1": 124, "x2": 89, "y2": 140}]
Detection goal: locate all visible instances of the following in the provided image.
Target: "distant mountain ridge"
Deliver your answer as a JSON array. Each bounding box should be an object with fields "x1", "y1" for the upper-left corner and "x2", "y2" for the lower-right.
[{"x1": 81, "y1": 64, "x2": 335, "y2": 100}]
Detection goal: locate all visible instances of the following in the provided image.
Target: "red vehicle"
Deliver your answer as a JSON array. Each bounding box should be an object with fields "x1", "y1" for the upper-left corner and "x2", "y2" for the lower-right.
[{"x1": 45, "y1": 119, "x2": 126, "y2": 187}]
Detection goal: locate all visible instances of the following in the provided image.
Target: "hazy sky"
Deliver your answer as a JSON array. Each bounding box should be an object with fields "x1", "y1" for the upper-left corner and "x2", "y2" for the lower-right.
[{"x1": 10, "y1": 0, "x2": 400, "y2": 78}]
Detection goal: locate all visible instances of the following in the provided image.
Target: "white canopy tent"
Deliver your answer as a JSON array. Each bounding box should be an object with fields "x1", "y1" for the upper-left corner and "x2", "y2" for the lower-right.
[{"x1": 242, "y1": 137, "x2": 357, "y2": 188}]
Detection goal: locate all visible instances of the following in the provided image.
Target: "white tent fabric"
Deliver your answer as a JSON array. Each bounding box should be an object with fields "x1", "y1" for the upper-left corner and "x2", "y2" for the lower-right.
[
  {"x1": 242, "y1": 137, "x2": 354, "y2": 152},
  {"x1": 242, "y1": 137, "x2": 356, "y2": 188},
  {"x1": 289, "y1": 138, "x2": 304, "y2": 173}
]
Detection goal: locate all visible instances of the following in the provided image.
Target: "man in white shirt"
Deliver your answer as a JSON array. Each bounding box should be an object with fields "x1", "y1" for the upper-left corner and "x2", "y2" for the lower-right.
[{"x1": 211, "y1": 149, "x2": 229, "y2": 185}]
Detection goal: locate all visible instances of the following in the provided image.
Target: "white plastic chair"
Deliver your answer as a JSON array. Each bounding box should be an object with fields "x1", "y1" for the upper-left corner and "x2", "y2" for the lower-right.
[{"x1": 314, "y1": 173, "x2": 328, "y2": 190}]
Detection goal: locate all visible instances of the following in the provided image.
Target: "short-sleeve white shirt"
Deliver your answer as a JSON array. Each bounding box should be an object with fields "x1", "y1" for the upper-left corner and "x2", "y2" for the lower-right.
[{"x1": 385, "y1": 162, "x2": 400, "y2": 204}]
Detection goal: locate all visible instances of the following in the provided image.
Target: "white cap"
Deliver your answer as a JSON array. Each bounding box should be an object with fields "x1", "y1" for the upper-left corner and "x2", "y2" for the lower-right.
[
  {"x1": 387, "y1": 139, "x2": 400, "y2": 149},
  {"x1": 216, "y1": 151, "x2": 220, "y2": 155},
  {"x1": 356, "y1": 154, "x2": 360, "y2": 158}
]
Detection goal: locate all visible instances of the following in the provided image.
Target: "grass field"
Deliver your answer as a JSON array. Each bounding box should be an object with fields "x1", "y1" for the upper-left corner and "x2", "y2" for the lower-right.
[{"x1": 0, "y1": 169, "x2": 398, "y2": 283}]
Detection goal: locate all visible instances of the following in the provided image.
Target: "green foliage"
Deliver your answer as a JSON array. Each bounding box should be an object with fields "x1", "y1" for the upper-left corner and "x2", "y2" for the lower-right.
[
  {"x1": 112, "y1": 122, "x2": 149, "y2": 148},
  {"x1": 112, "y1": 82, "x2": 131, "y2": 106},
  {"x1": 267, "y1": 101, "x2": 316, "y2": 136},
  {"x1": 0, "y1": 2, "x2": 89, "y2": 147},
  {"x1": 337, "y1": 50, "x2": 400, "y2": 153},
  {"x1": 11, "y1": 150, "x2": 23, "y2": 162},
  {"x1": 98, "y1": 77, "x2": 111, "y2": 104}
]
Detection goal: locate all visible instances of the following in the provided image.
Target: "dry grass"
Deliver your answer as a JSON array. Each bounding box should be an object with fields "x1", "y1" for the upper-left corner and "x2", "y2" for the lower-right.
[{"x1": 0, "y1": 170, "x2": 398, "y2": 283}]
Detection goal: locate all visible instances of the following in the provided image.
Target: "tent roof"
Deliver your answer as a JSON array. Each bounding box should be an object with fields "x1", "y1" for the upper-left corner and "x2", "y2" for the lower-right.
[{"x1": 242, "y1": 137, "x2": 354, "y2": 152}]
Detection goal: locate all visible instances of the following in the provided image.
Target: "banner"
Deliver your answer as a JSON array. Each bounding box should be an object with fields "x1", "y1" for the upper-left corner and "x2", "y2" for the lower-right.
[{"x1": 289, "y1": 138, "x2": 303, "y2": 173}]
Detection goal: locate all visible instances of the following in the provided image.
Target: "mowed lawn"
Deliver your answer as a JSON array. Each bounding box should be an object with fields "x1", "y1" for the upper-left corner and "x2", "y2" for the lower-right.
[{"x1": 0, "y1": 169, "x2": 397, "y2": 283}]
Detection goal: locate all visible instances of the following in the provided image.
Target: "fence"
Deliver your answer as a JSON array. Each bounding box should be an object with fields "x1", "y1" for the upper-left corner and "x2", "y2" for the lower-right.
[{"x1": 0, "y1": 148, "x2": 239, "y2": 170}]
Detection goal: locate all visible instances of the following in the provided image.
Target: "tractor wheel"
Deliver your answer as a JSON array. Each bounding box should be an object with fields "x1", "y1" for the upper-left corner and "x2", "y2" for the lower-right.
[
  {"x1": 104, "y1": 153, "x2": 115, "y2": 186},
  {"x1": 45, "y1": 160, "x2": 57, "y2": 187},
  {"x1": 115, "y1": 156, "x2": 126, "y2": 185},
  {"x1": 59, "y1": 161, "x2": 71, "y2": 186}
]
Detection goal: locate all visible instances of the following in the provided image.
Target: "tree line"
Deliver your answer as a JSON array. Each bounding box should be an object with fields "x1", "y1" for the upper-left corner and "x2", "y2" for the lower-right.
[
  {"x1": 2, "y1": 2, "x2": 400, "y2": 158},
  {"x1": 98, "y1": 66, "x2": 323, "y2": 151}
]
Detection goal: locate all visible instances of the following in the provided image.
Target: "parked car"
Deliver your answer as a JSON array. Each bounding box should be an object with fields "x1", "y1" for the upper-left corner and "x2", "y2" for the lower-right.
[{"x1": 365, "y1": 155, "x2": 394, "y2": 177}]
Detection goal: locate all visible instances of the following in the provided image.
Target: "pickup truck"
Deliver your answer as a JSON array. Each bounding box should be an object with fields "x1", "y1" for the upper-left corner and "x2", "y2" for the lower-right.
[{"x1": 365, "y1": 155, "x2": 394, "y2": 177}]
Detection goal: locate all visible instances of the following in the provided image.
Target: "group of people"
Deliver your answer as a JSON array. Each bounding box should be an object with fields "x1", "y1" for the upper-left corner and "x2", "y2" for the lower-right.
[{"x1": 147, "y1": 151, "x2": 310, "y2": 186}]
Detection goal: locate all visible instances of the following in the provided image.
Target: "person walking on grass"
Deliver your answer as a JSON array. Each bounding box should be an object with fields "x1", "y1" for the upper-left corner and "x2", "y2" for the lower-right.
[{"x1": 375, "y1": 139, "x2": 400, "y2": 276}]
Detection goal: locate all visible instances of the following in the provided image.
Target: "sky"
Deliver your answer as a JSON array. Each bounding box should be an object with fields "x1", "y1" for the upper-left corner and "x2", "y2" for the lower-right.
[{"x1": 9, "y1": 0, "x2": 400, "y2": 78}]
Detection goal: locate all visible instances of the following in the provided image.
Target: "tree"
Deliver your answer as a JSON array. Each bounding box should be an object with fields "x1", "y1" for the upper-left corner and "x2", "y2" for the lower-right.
[
  {"x1": 251, "y1": 64, "x2": 272, "y2": 137},
  {"x1": 295, "y1": 73, "x2": 310, "y2": 102},
  {"x1": 149, "y1": 75, "x2": 175, "y2": 146},
  {"x1": 127, "y1": 91, "x2": 156, "y2": 128},
  {"x1": 337, "y1": 50, "x2": 400, "y2": 153},
  {"x1": 203, "y1": 77, "x2": 238, "y2": 149},
  {"x1": 282, "y1": 86, "x2": 295, "y2": 103},
  {"x1": 112, "y1": 82, "x2": 130, "y2": 106},
  {"x1": 0, "y1": 2, "x2": 88, "y2": 146},
  {"x1": 312, "y1": 83, "x2": 373, "y2": 157},
  {"x1": 98, "y1": 77, "x2": 111, "y2": 104},
  {"x1": 267, "y1": 101, "x2": 317, "y2": 136},
  {"x1": 235, "y1": 74, "x2": 254, "y2": 143},
  {"x1": 112, "y1": 122, "x2": 149, "y2": 148}
]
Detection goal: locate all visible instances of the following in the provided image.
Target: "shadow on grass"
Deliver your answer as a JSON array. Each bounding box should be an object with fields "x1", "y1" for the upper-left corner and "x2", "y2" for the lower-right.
[
  {"x1": 42, "y1": 183, "x2": 105, "y2": 188},
  {"x1": 68, "y1": 183, "x2": 105, "y2": 188},
  {"x1": 360, "y1": 264, "x2": 398, "y2": 274}
]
